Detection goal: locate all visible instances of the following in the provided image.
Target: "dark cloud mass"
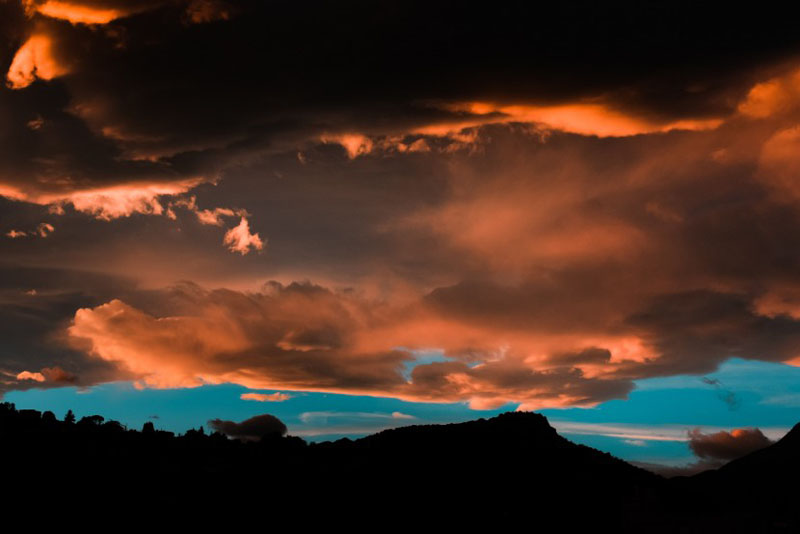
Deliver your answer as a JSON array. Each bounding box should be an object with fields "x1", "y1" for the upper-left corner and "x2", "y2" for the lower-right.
[
  {"x1": 4, "y1": 1, "x2": 800, "y2": 408},
  {"x1": 688, "y1": 428, "x2": 774, "y2": 462},
  {"x1": 209, "y1": 413, "x2": 287, "y2": 441}
]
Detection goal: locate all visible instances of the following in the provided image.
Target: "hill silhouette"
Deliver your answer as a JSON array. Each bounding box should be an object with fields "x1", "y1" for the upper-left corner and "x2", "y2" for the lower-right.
[{"x1": 0, "y1": 402, "x2": 796, "y2": 531}]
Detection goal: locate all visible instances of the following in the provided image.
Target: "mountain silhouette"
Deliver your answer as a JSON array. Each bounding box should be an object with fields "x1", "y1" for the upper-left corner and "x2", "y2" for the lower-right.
[{"x1": 0, "y1": 402, "x2": 796, "y2": 531}]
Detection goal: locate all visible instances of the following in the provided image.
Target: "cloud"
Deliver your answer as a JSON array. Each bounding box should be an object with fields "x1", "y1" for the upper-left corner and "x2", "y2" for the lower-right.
[
  {"x1": 167, "y1": 196, "x2": 242, "y2": 226},
  {"x1": 208, "y1": 413, "x2": 287, "y2": 441},
  {"x1": 30, "y1": 1, "x2": 129, "y2": 24},
  {"x1": 64, "y1": 281, "x2": 638, "y2": 408},
  {"x1": 6, "y1": 180, "x2": 206, "y2": 221},
  {"x1": 420, "y1": 101, "x2": 722, "y2": 138},
  {"x1": 36, "y1": 223, "x2": 54, "y2": 237},
  {"x1": 21, "y1": 0, "x2": 172, "y2": 24},
  {"x1": 16, "y1": 370, "x2": 45, "y2": 382},
  {"x1": 15, "y1": 366, "x2": 76, "y2": 384},
  {"x1": 223, "y1": 217, "x2": 264, "y2": 255},
  {"x1": 184, "y1": 0, "x2": 232, "y2": 24},
  {"x1": 4, "y1": 222, "x2": 53, "y2": 239},
  {"x1": 240, "y1": 392, "x2": 291, "y2": 402},
  {"x1": 738, "y1": 67, "x2": 800, "y2": 119},
  {"x1": 298, "y1": 411, "x2": 415, "y2": 424},
  {"x1": 701, "y1": 377, "x2": 740, "y2": 411},
  {"x1": 8, "y1": 3, "x2": 800, "y2": 414},
  {"x1": 6, "y1": 33, "x2": 68, "y2": 89},
  {"x1": 688, "y1": 428, "x2": 774, "y2": 462},
  {"x1": 320, "y1": 133, "x2": 374, "y2": 159}
]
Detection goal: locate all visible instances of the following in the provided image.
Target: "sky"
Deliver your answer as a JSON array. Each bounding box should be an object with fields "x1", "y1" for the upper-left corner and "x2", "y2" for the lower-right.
[{"x1": 3, "y1": 0, "x2": 800, "y2": 470}]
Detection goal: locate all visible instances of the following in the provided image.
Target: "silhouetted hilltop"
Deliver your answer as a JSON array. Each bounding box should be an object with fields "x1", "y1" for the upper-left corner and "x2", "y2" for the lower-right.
[{"x1": 0, "y1": 402, "x2": 796, "y2": 532}]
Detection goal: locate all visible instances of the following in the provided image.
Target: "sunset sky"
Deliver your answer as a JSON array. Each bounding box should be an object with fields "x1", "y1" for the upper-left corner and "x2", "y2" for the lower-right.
[{"x1": 3, "y1": 0, "x2": 800, "y2": 470}]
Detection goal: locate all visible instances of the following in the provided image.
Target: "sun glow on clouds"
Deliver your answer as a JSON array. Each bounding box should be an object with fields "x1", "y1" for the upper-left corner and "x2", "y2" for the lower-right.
[
  {"x1": 0, "y1": 179, "x2": 205, "y2": 220},
  {"x1": 424, "y1": 101, "x2": 723, "y2": 138},
  {"x1": 317, "y1": 101, "x2": 722, "y2": 159},
  {"x1": 240, "y1": 392, "x2": 292, "y2": 402},
  {"x1": 16, "y1": 371, "x2": 46, "y2": 382},
  {"x1": 321, "y1": 133, "x2": 374, "y2": 159},
  {"x1": 223, "y1": 217, "x2": 264, "y2": 255},
  {"x1": 738, "y1": 67, "x2": 800, "y2": 118},
  {"x1": 6, "y1": 33, "x2": 68, "y2": 89},
  {"x1": 65, "y1": 282, "x2": 648, "y2": 410},
  {"x1": 31, "y1": 1, "x2": 126, "y2": 24},
  {"x1": 0, "y1": 179, "x2": 264, "y2": 254}
]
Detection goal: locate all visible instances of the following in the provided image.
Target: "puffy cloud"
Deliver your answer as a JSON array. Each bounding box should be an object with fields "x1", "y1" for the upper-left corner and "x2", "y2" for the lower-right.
[
  {"x1": 738, "y1": 67, "x2": 800, "y2": 119},
  {"x1": 223, "y1": 217, "x2": 264, "y2": 255},
  {"x1": 67, "y1": 282, "x2": 410, "y2": 392},
  {"x1": 16, "y1": 366, "x2": 76, "y2": 384},
  {"x1": 65, "y1": 281, "x2": 638, "y2": 408},
  {"x1": 16, "y1": 370, "x2": 45, "y2": 382},
  {"x1": 688, "y1": 428, "x2": 774, "y2": 462},
  {"x1": 208, "y1": 413, "x2": 287, "y2": 441}
]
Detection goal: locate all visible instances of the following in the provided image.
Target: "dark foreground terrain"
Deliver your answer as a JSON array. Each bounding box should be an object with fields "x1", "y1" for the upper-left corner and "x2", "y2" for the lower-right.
[{"x1": 0, "y1": 403, "x2": 797, "y2": 531}]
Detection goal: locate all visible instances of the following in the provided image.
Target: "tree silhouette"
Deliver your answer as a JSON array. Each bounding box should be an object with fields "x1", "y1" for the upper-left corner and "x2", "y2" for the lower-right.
[{"x1": 64, "y1": 409, "x2": 75, "y2": 424}]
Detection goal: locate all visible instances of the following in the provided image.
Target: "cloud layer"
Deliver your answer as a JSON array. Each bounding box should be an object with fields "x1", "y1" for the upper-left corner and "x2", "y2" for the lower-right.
[{"x1": 5, "y1": 2, "x2": 800, "y2": 411}]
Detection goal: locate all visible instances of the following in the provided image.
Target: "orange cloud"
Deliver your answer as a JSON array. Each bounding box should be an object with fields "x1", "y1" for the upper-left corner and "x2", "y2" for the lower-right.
[
  {"x1": 36, "y1": 222, "x2": 54, "y2": 237},
  {"x1": 420, "y1": 101, "x2": 722, "y2": 138},
  {"x1": 738, "y1": 67, "x2": 800, "y2": 118},
  {"x1": 240, "y1": 392, "x2": 292, "y2": 402},
  {"x1": 758, "y1": 126, "x2": 800, "y2": 201},
  {"x1": 6, "y1": 33, "x2": 69, "y2": 89},
  {"x1": 66, "y1": 282, "x2": 640, "y2": 409},
  {"x1": 4, "y1": 223, "x2": 54, "y2": 239},
  {"x1": 167, "y1": 196, "x2": 241, "y2": 226},
  {"x1": 321, "y1": 133, "x2": 374, "y2": 159},
  {"x1": 0, "y1": 179, "x2": 205, "y2": 220},
  {"x1": 70, "y1": 298, "x2": 253, "y2": 389},
  {"x1": 63, "y1": 272, "x2": 800, "y2": 410},
  {"x1": 32, "y1": 1, "x2": 126, "y2": 24},
  {"x1": 315, "y1": 101, "x2": 722, "y2": 160},
  {"x1": 14, "y1": 366, "x2": 74, "y2": 383},
  {"x1": 223, "y1": 217, "x2": 264, "y2": 255},
  {"x1": 16, "y1": 371, "x2": 46, "y2": 382}
]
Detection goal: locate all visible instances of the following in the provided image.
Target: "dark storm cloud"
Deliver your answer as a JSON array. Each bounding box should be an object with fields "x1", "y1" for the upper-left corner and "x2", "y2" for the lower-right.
[
  {"x1": 7, "y1": 0, "x2": 800, "y2": 171},
  {"x1": 0, "y1": 263, "x2": 137, "y2": 395},
  {"x1": 208, "y1": 413, "x2": 287, "y2": 441},
  {"x1": 625, "y1": 291, "x2": 800, "y2": 377},
  {"x1": 688, "y1": 428, "x2": 774, "y2": 462}
]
